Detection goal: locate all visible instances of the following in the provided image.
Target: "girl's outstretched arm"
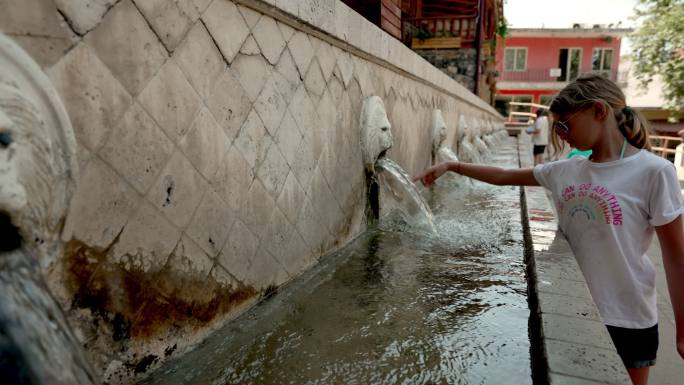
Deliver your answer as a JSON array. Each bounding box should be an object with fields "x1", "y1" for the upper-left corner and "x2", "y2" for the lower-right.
[
  {"x1": 655, "y1": 214, "x2": 684, "y2": 359},
  {"x1": 413, "y1": 161, "x2": 540, "y2": 187}
]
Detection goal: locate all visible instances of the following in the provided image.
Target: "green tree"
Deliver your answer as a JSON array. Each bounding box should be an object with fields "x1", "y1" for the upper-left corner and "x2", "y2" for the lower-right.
[{"x1": 630, "y1": 0, "x2": 684, "y2": 119}]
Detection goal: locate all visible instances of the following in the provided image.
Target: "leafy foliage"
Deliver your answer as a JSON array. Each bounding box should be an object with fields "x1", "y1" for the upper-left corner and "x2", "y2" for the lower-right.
[{"x1": 630, "y1": 0, "x2": 684, "y2": 118}]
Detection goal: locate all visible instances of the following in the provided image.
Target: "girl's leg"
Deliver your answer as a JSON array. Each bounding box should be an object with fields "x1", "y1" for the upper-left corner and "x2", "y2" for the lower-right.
[{"x1": 626, "y1": 366, "x2": 649, "y2": 385}]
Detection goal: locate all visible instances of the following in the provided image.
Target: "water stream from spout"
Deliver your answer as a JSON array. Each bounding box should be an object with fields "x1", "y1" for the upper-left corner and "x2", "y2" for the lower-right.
[
  {"x1": 437, "y1": 146, "x2": 459, "y2": 163},
  {"x1": 375, "y1": 158, "x2": 435, "y2": 232}
]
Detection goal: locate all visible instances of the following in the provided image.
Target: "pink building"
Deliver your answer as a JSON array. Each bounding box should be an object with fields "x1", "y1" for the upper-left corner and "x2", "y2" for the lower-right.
[{"x1": 494, "y1": 27, "x2": 631, "y2": 122}]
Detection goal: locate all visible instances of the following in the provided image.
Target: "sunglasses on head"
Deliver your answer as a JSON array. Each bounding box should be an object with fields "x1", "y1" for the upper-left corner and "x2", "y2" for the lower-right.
[{"x1": 552, "y1": 109, "x2": 585, "y2": 135}]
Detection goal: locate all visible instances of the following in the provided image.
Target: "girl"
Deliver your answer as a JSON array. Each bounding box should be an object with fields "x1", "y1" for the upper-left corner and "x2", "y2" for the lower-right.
[
  {"x1": 414, "y1": 74, "x2": 684, "y2": 385},
  {"x1": 528, "y1": 107, "x2": 550, "y2": 165}
]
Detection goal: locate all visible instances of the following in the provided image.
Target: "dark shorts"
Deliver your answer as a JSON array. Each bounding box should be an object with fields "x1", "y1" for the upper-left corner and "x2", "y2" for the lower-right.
[
  {"x1": 606, "y1": 324, "x2": 658, "y2": 368},
  {"x1": 533, "y1": 145, "x2": 546, "y2": 155}
]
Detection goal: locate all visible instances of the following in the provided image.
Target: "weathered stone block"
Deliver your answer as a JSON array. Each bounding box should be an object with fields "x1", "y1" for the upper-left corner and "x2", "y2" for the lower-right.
[
  {"x1": 167, "y1": 234, "x2": 213, "y2": 276},
  {"x1": 276, "y1": 170, "x2": 306, "y2": 225},
  {"x1": 335, "y1": 51, "x2": 355, "y2": 88},
  {"x1": 231, "y1": 53, "x2": 271, "y2": 102},
  {"x1": 201, "y1": 0, "x2": 249, "y2": 64},
  {"x1": 333, "y1": 0, "x2": 351, "y2": 41},
  {"x1": 537, "y1": 291, "x2": 601, "y2": 320},
  {"x1": 254, "y1": 76, "x2": 287, "y2": 136},
  {"x1": 86, "y1": 0, "x2": 167, "y2": 96},
  {"x1": 291, "y1": 132, "x2": 317, "y2": 188},
  {"x1": 275, "y1": 48, "x2": 301, "y2": 87},
  {"x1": 180, "y1": 107, "x2": 230, "y2": 180},
  {"x1": 287, "y1": 32, "x2": 314, "y2": 78},
  {"x1": 261, "y1": 206, "x2": 294, "y2": 265},
  {"x1": 275, "y1": 0, "x2": 299, "y2": 17},
  {"x1": 271, "y1": 70, "x2": 297, "y2": 106},
  {"x1": 146, "y1": 150, "x2": 207, "y2": 229},
  {"x1": 303, "y1": 58, "x2": 326, "y2": 97},
  {"x1": 48, "y1": 42, "x2": 132, "y2": 152},
  {"x1": 55, "y1": 0, "x2": 116, "y2": 35},
  {"x1": 205, "y1": 70, "x2": 252, "y2": 142},
  {"x1": 243, "y1": 245, "x2": 283, "y2": 290},
  {"x1": 210, "y1": 145, "x2": 254, "y2": 214},
  {"x1": 139, "y1": 60, "x2": 202, "y2": 144},
  {"x1": 298, "y1": 0, "x2": 334, "y2": 35},
  {"x1": 239, "y1": 179, "x2": 276, "y2": 237},
  {"x1": 234, "y1": 109, "x2": 272, "y2": 171},
  {"x1": 309, "y1": 165, "x2": 342, "y2": 234},
  {"x1": 239, "y1": 35, "x2": 261, "y2": 56},
  {"x1": 1, "y1": 0, "x2": 77, "y2": 68},
  {"x1": 252, "y1": 15, "x2": 286, "y2": 65},
  {"x1": 98, "y1": 103, "x2": 175, "y2": 193},
  {"x1": 173, "y1": 21, "x2": 225, "y2": 101},
  {"x1": 277, "y1": 20, "x2": 295, "y2": 42},
  {"x1": 133, "y1": 0, "x2": 199, "y2": 52},
  {"x1": 316, "y1": 40, "x2": 336, "y2": 82},
  {"x1": 185, "y1": 189, "x2": 234, "y2": 258},
  {"x1": 542, "y1": 314, "x2": 614, "y2": 350},
  {"x1": 295, "y1": 193, "x2": 329, "y2": 256},
  {"x1": 218, "y1": 219, "x2": 258, "y2": 283},
  {"x1": 545, "y1": 339, "x2": 631, "y2": 384},
  {"x1": 548, "y1": 373, "x2": 608, "y2": 384},
  {"x1": 536, "y1": 277, "x2": 593, "y2": 299},
  {"x1": 111, "y1": 201, "x2": 181, "y2": 272},
  {"x1": 274, "y1": 110, "x2": 303, "y2": 168},
  {"x1": 237, "y1": 4, "x2": 261, "y2": 29},
  {"x1": 62, "y1": 157, "x2": 139, "y2": 248},
  {"x1": 256, "y1": 144, "x2": 290, "y2": 199},
  {"x1": 279, "y1": 229, "x2": 314, "y2": 277}
]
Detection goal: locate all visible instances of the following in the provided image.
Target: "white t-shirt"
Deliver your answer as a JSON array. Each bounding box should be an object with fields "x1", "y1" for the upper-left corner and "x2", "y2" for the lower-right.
[
  {"x1": 534, "y1": 150, "x2": 684, "y2": 328},
  {"x1": 532, "y1": 116, "x2": 549, "y2": 146}
]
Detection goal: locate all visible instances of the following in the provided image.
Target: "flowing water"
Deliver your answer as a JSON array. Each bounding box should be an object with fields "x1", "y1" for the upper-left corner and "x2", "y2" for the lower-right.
[
  {"x1": 140, "y1": 138, "x2": 530, "y2": 385},
  {"x1": 437, "y1": 146, "x2": 459, "y2": 163},
  {"x1": 376, "y1": 158, "x2": 435, "y2": 232}
]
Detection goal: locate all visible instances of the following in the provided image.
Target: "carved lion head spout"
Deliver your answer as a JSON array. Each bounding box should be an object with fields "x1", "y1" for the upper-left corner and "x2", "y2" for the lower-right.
[
  {"x1": 360, "y1": 96, "x2": 393, "y2": 173},
  {"x1": 0, "y1": 33, "x2": 95, "y2": 385},
  {"x1": 431, "y1": 109, "x2": 447, "y2": 156},
  {"x1": 0, "y1": 35, "x2": 77, "y2": 261}
]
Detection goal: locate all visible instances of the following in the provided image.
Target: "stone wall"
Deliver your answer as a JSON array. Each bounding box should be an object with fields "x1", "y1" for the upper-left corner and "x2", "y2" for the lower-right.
[
  {"x1": 415, "y1": 48, "x2": 477, "y2": 92},
  {"x1": 1, "y1": 0, "x2": 503, "y2": 382}
]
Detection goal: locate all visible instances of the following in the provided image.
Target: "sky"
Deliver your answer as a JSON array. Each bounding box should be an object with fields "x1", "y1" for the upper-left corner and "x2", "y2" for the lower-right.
[{"x1": 504, "y1": 0, "x2": 639, "y2": 54}]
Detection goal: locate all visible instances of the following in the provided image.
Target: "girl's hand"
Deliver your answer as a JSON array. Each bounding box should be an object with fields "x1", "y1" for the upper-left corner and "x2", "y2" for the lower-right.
[{"x1": 413, "y1": 162, "x2": 451, "y2": 187}]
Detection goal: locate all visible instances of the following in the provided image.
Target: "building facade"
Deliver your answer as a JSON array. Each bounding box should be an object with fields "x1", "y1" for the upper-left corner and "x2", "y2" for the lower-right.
[{"x1": 495, "y1": 27, "x2": 630, "y2": 122}]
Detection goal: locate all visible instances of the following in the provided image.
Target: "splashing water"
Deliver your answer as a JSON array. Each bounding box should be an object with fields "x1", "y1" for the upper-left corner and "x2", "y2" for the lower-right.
[{"x1": 375, "y1": 158, "x2": 435, "y2": 232}]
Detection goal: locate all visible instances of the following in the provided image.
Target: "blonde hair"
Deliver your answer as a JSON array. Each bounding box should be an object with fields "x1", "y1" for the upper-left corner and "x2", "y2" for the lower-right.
[{"x1": 549, "y1": 73, "x2": 651, "y2": 155}]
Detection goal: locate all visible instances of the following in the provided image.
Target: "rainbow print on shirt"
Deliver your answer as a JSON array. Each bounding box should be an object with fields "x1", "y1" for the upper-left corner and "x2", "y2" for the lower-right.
[{"x1": 557, "y1": 183, "x2": 624, "y2": 226}]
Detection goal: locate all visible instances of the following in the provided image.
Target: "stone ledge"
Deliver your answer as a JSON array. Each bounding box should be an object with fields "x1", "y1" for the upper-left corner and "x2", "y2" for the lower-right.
[{"x1": 519, "y1": 136, "x2": 631, "y2": 385}]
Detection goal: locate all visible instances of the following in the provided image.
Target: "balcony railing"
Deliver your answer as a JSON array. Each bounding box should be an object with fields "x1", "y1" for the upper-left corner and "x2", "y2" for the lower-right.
[
  {"x1": 403, "y1": 15, "x2": 477, "y2": 46},
  {"x1": 499, "y1": 69, "x2": 615, "y2": 83}
]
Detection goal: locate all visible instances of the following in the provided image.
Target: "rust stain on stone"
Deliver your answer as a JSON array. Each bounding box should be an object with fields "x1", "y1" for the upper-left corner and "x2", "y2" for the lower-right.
[{"x1": 63, "y1": 239, "x2": 257, "y2": 340}]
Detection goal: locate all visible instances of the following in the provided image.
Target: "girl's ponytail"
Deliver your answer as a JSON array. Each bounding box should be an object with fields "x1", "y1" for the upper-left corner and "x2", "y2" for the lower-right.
[{"x1": 615, "y1": 106, "x2": 651, "y2": 150}]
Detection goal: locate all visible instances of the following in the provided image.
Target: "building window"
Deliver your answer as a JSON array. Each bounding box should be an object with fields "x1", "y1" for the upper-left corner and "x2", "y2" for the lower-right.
[
  {"x1": 558, "y1": 48, "x2": 582, "y2": 82},
  {"x1": 504, "y1": 48, "x2": 527, "y2": 71},
  {"x1": 592, "y1": 48, "x2": 613, "y2": 74}
]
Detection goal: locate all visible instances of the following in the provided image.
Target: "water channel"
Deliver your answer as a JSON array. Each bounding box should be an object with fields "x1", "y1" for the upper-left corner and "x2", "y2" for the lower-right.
[{"x1": 140, "y1": 138, "x2": 531, "y2": 385}]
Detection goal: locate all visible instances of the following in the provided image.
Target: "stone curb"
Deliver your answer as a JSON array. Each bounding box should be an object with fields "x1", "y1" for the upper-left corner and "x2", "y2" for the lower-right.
[{"x1": 518, "y1": 136, "x2": 631, "y2": 384}]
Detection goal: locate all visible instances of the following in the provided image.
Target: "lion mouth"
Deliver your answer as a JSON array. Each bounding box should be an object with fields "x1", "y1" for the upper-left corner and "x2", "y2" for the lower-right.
[
  {"x1": 0, "y1": 211, "x2": 21, "y2": 252},
  {"x1": 377, "y1": 149, "x2": 388, "y2": 161}
]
